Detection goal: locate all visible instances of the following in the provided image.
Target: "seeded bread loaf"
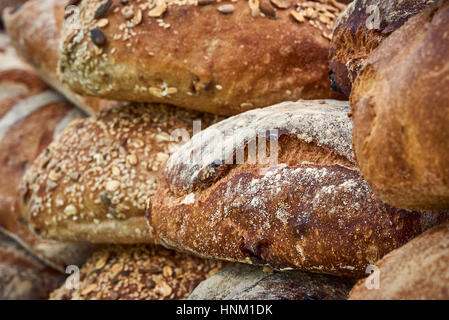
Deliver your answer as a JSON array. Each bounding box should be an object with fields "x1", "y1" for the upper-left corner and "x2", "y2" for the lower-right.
[
  {"x1": 19, "y1": 102, "x2": 223, "y2": 243},
  {"x1": 50, "y1": 244, "x2": 231, "y2": 300},
  {"x1": 350, "y1": 221, "x2": 449, "y2": 300},
  {"x1": 329, "y1": 0, "x2": 435, "y2": 96},
  {"x1": 0, "y1": 32, "x2": 97, "y2": 272},
  {"x1": 58, "y1": 0, "x2": 345, "y2": 115},
  {"x1": 3, "y1": 0, "x2": 125, "y2": 115},
  {"x1": 189, "y1": 264, "x2": 354, "y2": 300},
  {"x1": 0, "y1": 229, "x2": 64, "y2": 299},
  {"x1": 351, "y1": 2, "x2": 449, "y2": 210},
  {"x1": 149, "y1": 100, "x2": 449, "y2": 277}
]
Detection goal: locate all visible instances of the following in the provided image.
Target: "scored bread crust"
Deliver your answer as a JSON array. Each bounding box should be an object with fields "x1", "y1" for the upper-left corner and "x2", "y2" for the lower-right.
[
  {"x1": 329, "y1": 0, "x2": 434, "y2": 97},
  {"x1": 349, "y1": 221, "x2": 449, "y2": 300},
  {"x1": 19, "y1": 103, "x2": 223, "y2": 243},
  {"x1": 2, "y1": 0, "x2": 125, "y2": 115},
  {"x1": 351, "y1": 2, "x2": 449, "y2": 210},
  {"x1": 58, "y1": 0, "x2": 345, "y2": 115},
  {"x1": 50, "y1": 244, "x2": 231, "y2": 300},
  {"x1": 150, "y1": 100, "x2": 449, "y2": 277}
]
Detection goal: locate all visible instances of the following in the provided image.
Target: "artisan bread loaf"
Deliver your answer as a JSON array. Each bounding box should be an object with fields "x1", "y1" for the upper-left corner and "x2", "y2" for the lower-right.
[
  {"x1": 50, "y1": 244, "x2": 230, "y2": 300},
  {"x1": 19, "y1": 103, "x2": 223, "y2": 243},
  {"x1": 351, "y1": 2, "x2": 449, "y2": 210},
  {"x1": 58, "y1": 0, "x2": 345, "y2": 115},
  {"x1": 189, "y1": 264, "x2": 354, "y2": 300},
  {"x1": 150, "y1": 100, "x2": 449, "y2": 277},
  {"x1": 350, "y1": 221, "x2": 449, "y2": 300},
  {"x1": 329, "y1": 0, "x2": 435, "y2": 96},
  {"x1": 0, "y1": 229, "x2": 64, "y2": 299},
  {"x1": 3, "y1": 0, "x2": 124, "y2": 115},
  {"x1": 0, "y1": 32, "x2": 97, "y2": 272}
]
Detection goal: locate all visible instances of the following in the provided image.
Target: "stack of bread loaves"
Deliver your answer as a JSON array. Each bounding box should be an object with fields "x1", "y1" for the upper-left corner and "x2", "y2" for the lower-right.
[{"x1": 0, "y1": 0, "x2": 448, "y2": 300}]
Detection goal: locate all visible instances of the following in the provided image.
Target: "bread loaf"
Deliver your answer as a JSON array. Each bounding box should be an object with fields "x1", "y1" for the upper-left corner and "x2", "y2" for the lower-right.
[
  {"x1": 19, "y1": 102, "x2": 223, "y2": 243},
  {"x1": 350, "y1": 221, "x2": 449, "y2": 300},
  {"x1": 0, "y1": 32, "x2": 98, "y2": 272},
  {"x1": 189, "y1": 264, "x2": 354, "y2": 300},
  {"x1": 351, "y1": 2, "x2": 449, "y2": 210},
  {"x1": 0, "y1": 229, "x2": 64, "y2": 299},
  {"x1": 150, "y1": 100, "x2": 449, "y2": 277},
  {"x1": 329, "y1": 0, "x2": 435, "y2": 96},
  {"x1": 58, "y1": 0, "x2": 345, "y2": 115},
  {"x1": 50, "y1": 244, "x2": 231, "y2": 300},
  {"x1": 3, "y1": 0, "x2": 125, "y2": 115}
]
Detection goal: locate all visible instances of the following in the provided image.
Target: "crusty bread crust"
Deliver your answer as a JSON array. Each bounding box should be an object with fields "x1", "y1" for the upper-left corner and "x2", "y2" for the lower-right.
[
  {"x1": 59, "y1": 0, "x2": 345, "y2": 115},
  {"x1": 351, "y1": 2, "x2": 449, "y2": 210},
  {"x1": 150, "y1": 100, "x2": 449, "y2": 277},
  {"x1": 50, "y1": 244, "x2": 231, "y2": 300},
  {"x1": 3, "y1": 0, "x2": 125, "y2": 115},
  {"x1": 20, "y1": 103, "x2": 223, "y2": 243},
  {"x1": 329, "y1": 0, "x2": 434, "y2": 96},
  {"x1": 350, "y1": 221, "x2": 449, "y2": 300}
]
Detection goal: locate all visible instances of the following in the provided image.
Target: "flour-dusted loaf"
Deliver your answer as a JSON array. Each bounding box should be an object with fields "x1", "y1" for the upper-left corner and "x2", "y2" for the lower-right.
[
  {"x1": 50, "y1": 244, "x2": 231, "y2": 300},
  {"x1": 189, "y1": 264, "x2": 354, "y2": 300},
  {"x1": 19, "y1": 103, "x2": 223, "y2": 243},
  {"x1": 329, "y1": 0, "x2": 435, "y2": 96},
  {"x1": 350, "y1": 221, "x2": 449, "y2": 300},
  {"x1": 150, "y1": 100, "x2": 449, "y2": 277},
  {"x1": 58, "y1": 0, "x2": 345, "y2": 115},
  {"x1": 351, "y1": 2, "x2": 449, "y2": 210},
  {"x1": 3, "y1": 0, "x2": 125, "y2": 115},
  {"x1": 0, "y1": 229, "x2": 64, "y2": 299},
  {"x1": 0, "y1": 32, "x2": 97, "y2": 272}
]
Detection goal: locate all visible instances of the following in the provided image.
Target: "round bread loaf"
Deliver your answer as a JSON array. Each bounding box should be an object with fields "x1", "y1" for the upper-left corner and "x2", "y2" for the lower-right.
[
  {"x1": 329, "y1": 0, "x2": 435, "y2": 96},
  {"x1": 3, "y1": 0, "x2": 124, "y2": 115},
  {"x1": 350, "y1": 221, "x2": 449, "y2": 300},
  {"x1": 0, "y1": 32, "x2": 97, "y2": 272},
  {"x1": 19, "y1": 102, "x2": 223, "y2": 243},
  {"x1": 351, "y1": 2, "x2": 449, "y2": 210},
  {"x1": 50, "y1": 244, "x2": 230, "y2": 300},
  {"x1": 149, "y1": 100, "x2": 449, "y2": 277},
  {"x1": 189, "y1": 264, "x2": 354, "y2": 300},
  {"x1": 58, "y1": 0, "x2": 346, "y2": 115},
  {"x1": 0, "y1": 229, "x2": 64, "y2": 299}
]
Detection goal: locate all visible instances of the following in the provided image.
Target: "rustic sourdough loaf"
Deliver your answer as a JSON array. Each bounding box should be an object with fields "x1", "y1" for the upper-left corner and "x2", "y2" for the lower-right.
[
  {"x1": 3, "y1": 0, "x2": 124, "y2": 115},
  {"x1": 329, "y1": 0, "x2": 435, "y2": 96},
  {"x1": 50, "y1": 244, "x2": 231, "y2": 300},
  {"x1": 189, "y1": 264, "x2": 355, "y2": 300},
  {"x1": 351, "y1": 2, "x2": 449, "y2": 210},
  {"x1": 350, "y1": 221, "x2": 449, "y2": 300},
  {"x1": 0, "y1": 32, "x2": 97, "y2": 272},
  {"x1": 58, "y1": 0, "x2": 345, "y2": 115},
  {"x1": 149, "y1": 100, "x2": 449, "y2": 277},
  {"x1": 19, "y1": 103, "x2": 223, "y2": 243}
]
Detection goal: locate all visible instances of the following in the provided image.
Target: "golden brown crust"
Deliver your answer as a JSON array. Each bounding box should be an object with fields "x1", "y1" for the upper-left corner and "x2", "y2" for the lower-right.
[
  {"x1": 350, "y1": 221, "x2": 449, "y2": 300},
  {"x1": 59, "y1": 0, "x2": 345, "y2": 115},
  {"x1": 351, "y1": 2, "x2": 449, "y2": 210},
  {"x1": 0, "y1": 229, "x2": 64, "y2": 299},
  {"x1": 3, "y1": 0, "x2": 125, "y2": 115},
  {"x1": 329, "y1": 0, "x2": 435, "y2": 96},
  {"x1": 50, "y1": 244, "x2": 231, "y2": 300},
  {"x1": 19, "y1": 103, "x2": 223, "y2": 243},
  {"x1": 150, "y1": 100, "x2": 449, "y2": 277}
]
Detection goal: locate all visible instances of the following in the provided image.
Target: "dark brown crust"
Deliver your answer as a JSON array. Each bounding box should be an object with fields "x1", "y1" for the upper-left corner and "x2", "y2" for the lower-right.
[
  {"x1": 58, "y1": 0, "x2": 345, "y2": 115},
  {"x1": 50, "y1": 244, "x2": 232, "y2": 300},
  {"x1": 150, "y1": 100, "x2": 449, "y2": 277},
  {"x1": 19, "y1": 103, "x2": 223, "y2": 243},
  {"x1": 351, "y1": 2, "x2": 449, "y2": 210},
  {"x1": 3, "y1": 0, "x2": 124, "y2": 115},
  {"x1": 329, "y1": 0, "x2": 435, "y2": 96},
  {"x1": 350, "y1": 221, "x2": 449, "y2": 300},
  {"x1": 0, "y1": 230, "x2": 64, "y2": 300}
]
